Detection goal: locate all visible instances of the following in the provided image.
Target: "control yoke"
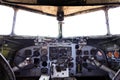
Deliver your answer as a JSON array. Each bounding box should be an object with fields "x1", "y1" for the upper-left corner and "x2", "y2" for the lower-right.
[{"x1": 86, "y1": 57, "x2": 116, "y2": 79}]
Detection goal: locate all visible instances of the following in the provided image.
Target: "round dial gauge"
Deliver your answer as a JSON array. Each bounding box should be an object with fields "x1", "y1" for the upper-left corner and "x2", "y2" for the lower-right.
[{"x1": 41, "y1": 49, "x2": 48, "y2": 55}]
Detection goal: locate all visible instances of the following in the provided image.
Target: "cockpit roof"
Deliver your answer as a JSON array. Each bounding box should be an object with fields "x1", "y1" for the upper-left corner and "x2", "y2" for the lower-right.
[
  {"x1": 15, "y1": 5, "x2": 105, "y2": 16},
  {"x1": 0, "y1": 0, "x2": 119, "y2": 17}
]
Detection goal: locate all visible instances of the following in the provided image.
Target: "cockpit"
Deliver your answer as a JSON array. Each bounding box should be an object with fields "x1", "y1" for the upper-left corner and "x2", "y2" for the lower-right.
[{"x1": 1, "y1": 0, "x2": 120, "y2": 80}]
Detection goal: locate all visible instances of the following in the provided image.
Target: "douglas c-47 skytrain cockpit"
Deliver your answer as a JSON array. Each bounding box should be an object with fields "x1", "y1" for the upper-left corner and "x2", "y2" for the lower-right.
[{"x1": 1, "y1": 0, "x2": 120, "y2": 80}]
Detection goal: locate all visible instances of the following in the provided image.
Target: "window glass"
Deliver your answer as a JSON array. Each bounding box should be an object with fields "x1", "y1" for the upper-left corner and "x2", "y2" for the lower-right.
[
  {"x1": 108, "y1": 7, "x2": 120, "y2": 35},
  {"x1": 63, "y1": 10, "x2": 107, "y2": 37},
  {"x1": 14, "y1": 10, "x2": 58, "y2": 37},
  {"x1": 0, "y1": 5, "x2": 14, "y2": 35}
]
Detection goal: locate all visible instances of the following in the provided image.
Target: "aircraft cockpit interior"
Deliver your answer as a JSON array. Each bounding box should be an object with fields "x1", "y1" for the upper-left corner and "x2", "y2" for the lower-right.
[{"x1": 1, "y1": 0, "x2": 120, "y2": 80}]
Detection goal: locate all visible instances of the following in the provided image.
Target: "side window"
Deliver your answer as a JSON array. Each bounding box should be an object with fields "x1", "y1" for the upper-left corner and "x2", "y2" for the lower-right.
[
  {"x1": 0, "y1": 5, "x2": 14, "y2": 35},
  {"x1": 108, "y1": 7, "x2": 120, "y2": 35}
]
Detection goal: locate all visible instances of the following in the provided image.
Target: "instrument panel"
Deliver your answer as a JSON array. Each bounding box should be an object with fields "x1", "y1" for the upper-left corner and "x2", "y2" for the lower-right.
[{"x1": 13, "y1": 42, "x2": 107, "y2": 78}]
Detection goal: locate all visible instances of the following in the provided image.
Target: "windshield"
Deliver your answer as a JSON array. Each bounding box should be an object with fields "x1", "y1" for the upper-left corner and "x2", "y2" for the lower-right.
[
  {"x1": 63, "y1": 10, "x2": 107, "y2": 37},
  {"x1": 14, "y1": 10, "x2": 58, "y2": 37},
  {"x1": 0, "y1": 5, "x2": 120, "y2": 37}
]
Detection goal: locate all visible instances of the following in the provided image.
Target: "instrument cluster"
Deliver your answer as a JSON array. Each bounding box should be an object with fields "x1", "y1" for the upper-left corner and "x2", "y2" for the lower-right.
[
  {"x1": 13, "y1": 39, "x2": 107, "y2": 77},
  {"x1": 106, "y1": 50, "x2": 120, "y2": 71}
]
